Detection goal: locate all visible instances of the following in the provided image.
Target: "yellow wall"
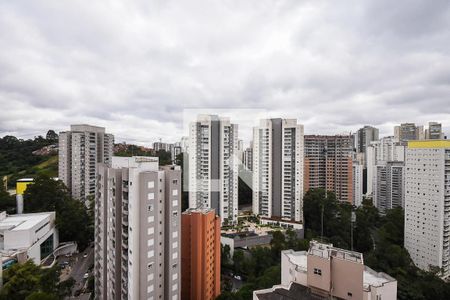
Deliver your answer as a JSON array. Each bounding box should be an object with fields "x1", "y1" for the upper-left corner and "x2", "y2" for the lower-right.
[
  {"x1": 408, "y1": 140, "x2": 450, "y2": 149},
  {"x1": 16, "y1": 181, "x2": 34, "y2": 195}
]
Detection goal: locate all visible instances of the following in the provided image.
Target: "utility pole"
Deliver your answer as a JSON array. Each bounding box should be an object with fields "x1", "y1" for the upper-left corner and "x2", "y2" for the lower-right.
[
  {"x1": 351, "y1": 210, "x2": 356, "y2": 251},
  {"x1": 321, "y1": 204, "x2": 324, "y2": 242}
]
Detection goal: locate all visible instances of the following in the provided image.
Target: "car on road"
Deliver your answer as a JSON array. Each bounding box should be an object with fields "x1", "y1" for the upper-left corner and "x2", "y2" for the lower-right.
[
  {"x1": 83, "y1": 253, "x2": 88, "y2": 258},
  {"x1": 83, "y1": 273, "x2": 89, "y2": 279},
  {"x1": 234, "y1": 275, "x2": 242, "y2": 281}
]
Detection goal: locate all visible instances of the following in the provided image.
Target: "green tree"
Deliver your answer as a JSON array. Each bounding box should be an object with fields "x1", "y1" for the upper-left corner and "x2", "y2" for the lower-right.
[
  {"x1": 156, "y1": 150, "x2": 172, "y2": 165},
  {"x1": 24, "y1": 174, "x2": 93, "y2": 250},
  {"x1": 232, "y1": 250, "x2": 245, "y2": 275},
  {"x1": 25, "y1": 292, "x2": 58, "y2": 300},
  {"x1": 45, "y1": 130, "x2": 58, "y2": 142},
  {"x1": 0, "y1": 181, "x2": 16, "y2": 213},
  {"x1": 221, "y1": 244, "x2": 232, "y2": 268},
  {"x1": 0, "y1": 261, "x2": 41, "y2": 300}
]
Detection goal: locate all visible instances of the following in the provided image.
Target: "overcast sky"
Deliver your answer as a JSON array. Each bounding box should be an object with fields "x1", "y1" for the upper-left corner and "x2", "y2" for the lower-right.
[{"x1": 1, "y1": 0, "x2": 449, "y2": 145}]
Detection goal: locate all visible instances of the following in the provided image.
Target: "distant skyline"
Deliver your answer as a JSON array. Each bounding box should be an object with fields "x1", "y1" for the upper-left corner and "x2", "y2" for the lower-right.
[{"x1": 1, "y1": 0, "x2": 449, "y2": 145}]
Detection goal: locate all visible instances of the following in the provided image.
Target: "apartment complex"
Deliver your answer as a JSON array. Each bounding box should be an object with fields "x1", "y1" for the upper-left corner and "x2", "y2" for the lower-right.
[
  {"x1": 404, "y1": 140, "x2": 450, "y2": 278},
  {"x1": 243, "y1": 146, "x2": 253, "y2": 171},
  {"x1": 304, "y1": 135, "x2": 353, "y2": 203},
  {"x1": 252, "y1": 118, "x2": 304, "y2": 222},
  {"x1": 366, "y1": 136, "x2": 405, "y2": 198},
  {"x1": 181, "y1": 208, "x2": 221, "y2": 300},
  {"x1": 95, "y1": 156, "x2": 181, "y2": 300},
  {"x1": 425, "y1": 122, "x2": 445, "y2": 140},
  {"x1": 354, "y1": 126, "x2": 379, "y2": 166},
  {"x1": 254, "y1": 241, "x2": 397, "y2": 299},
  {"x1": 59, "y1": 124, "x2": 114, "y2": 202},
  {"x1": 394, "y1": 123, "x2": 424, "y2": 144},
  {"x1": 374, "y1": 161, "x2": 405, "y2": 213},
  {"x1": 352, "y1": 161, "x2": 363, "y2": 207},
  {"x1": 188, "y1": 115, "x2": 239, "y2": 224}
]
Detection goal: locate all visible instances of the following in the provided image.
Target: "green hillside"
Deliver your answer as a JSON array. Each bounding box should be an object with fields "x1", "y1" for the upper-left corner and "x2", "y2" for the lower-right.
[{"x1": 0, "y1": 133, "x2": 58, "y2": 188}]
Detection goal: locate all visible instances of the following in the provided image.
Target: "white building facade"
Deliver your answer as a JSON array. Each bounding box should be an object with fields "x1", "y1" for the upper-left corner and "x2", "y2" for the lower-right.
[
  {"x1": 188, "y1": 115, "x2": 239, "y2": 224},
  {"x1": 95, "y1": 156, "x2": 181, "y2": 300},
  {"x1": 404, "y1": 140, "x2": 450, "y2": 278},
  {"x1": 59, "y1": 124, "x2": 114, "y2": 202},
  {"x1": 252, "y1": 119, "x2": 304, "y2": 222},
  {"x1": 0, "y1": 211, "x2": 59, "y2": 265},
  {"x1": 366, "y1": 136, "x2": 405, "y2": 202},
  {"x1": 374, "y1": 161, "x2": 405, "y2": 213},
  {"x1": 353, "y1": 161, "x2": 364, "y2": 207}
]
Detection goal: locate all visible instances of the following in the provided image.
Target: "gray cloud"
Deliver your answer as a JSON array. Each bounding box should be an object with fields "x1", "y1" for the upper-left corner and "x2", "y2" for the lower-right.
[{"x1": 0, "y1": 0, "x2": 449, "y2": 144}]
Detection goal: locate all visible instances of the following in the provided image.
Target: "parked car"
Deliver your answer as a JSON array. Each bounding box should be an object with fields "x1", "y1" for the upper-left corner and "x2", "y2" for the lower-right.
[
  {"x1": 234, "y1": 275, "x2": 242, "y2": 281},
  {"x1": 83, "y1": 273, "x2": 89, "y2": 279}
]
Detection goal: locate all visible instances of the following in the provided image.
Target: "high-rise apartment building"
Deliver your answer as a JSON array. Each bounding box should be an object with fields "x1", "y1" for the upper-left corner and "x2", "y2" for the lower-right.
[
  {"x1": 304, "y1": 135, "x2": 353, "y2": 203},
  {"x1": 188, "y1": 115, "x2": 239, "y2": 224},
  {"x1": 352, "y1": 161, "x2": 363, "y2": 207},
  {"x1": 181, "y1": 208, "x2": 221, "y2": 300},
  {"x1": 59, "y1": 124, "x2": 114, "y2": 202},
  {"x1": 374, "y1": 161, "x2": 405, "y2": 213},
  {"x1": 404, "y1": 140, "x2": 450, "y2": 278},
  {"x1": 153, "y1": 141, "x2": 171, "y2": 152},
  {"x1": 394, "y1": 123, "x2": 424, "y2": 143},
  {"x1": 252, "y1": 119, "x2": 304, "y2": 222},
  {"x1": 355, "y1": 126, "x2": 379, "y2": 166},
  {"x1": 243, "y1": 145, "x2": 253, "y2": 171},
  {"x1": 366, "y1": 136, "x2": 404, "y2": 198},
  {"x1": 425, "y1": 122, "x2": 445, "y2": 140},
  {"x1": 95, "y1": 156, "x2": 181, "y2": 300}
]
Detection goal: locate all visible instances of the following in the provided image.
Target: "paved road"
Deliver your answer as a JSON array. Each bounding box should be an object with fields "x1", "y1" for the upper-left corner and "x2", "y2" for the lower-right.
[{"x1": 70, "y1": 246, "x2": 94, "y2": 295}]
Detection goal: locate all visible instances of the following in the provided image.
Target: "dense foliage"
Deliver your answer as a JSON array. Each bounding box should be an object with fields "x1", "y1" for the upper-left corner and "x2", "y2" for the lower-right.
[
  {"x1": 221, "y1": 188, "x2": 450, "y2": 299},
  {"x1": 0, "y1": 133, "x2": 57, "y2": 187},
  {"x1": 304, "y1": 188, "x2": 450, "y2": 300},
  {"x1": 0, "y1": 261, "x2": 74, "y2": 300},
  {"x1": 218, "y1": 230, "x2": 308, "y2": 300},
  {"x1": 24, "y1": 175, "x2": 94, "y2": 250},
  {"x1": 0, "y1": 181, "x2": 16, "y2": 213}
]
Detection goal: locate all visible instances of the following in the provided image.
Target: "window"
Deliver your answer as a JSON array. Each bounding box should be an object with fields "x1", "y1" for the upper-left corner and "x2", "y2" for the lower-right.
[
  {"x1": 313, "y1": 268, "x2": 322, "y2": 276},
  {"x1": 148, "y1": 181, "x2": 154, "y2": 189},
  {"x1": 148, "y1": 193, "x2": 155, "y2": 200},
  {"x1": 172, "y1": 189, "x2": 178, "y2": 196},
  {"x1": 40, "y1": 234, "x2": 54, "y2": 260},
  {"x1": 348, "y1": 292, "x2": 353, "y2": 297}
]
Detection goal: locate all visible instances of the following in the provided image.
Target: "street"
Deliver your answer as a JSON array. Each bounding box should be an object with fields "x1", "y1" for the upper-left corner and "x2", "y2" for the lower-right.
[{"x1": 59, "y1": 244, "x2": 94, "y2": 298}]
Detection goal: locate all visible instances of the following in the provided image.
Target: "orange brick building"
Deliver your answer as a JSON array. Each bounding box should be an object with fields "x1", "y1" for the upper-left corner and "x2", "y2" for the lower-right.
[
  {"x1": 304, "y1": 135, "x2": 354, "y2": 203},
  {"x1": 181, "y1": 208, "x2": 221, "y2": 300}
]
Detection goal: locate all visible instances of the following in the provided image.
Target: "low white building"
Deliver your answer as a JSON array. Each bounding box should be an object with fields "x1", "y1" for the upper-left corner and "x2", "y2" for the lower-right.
[{"x1": 0, "y1": 211, "x2": 59, "y2": 265}]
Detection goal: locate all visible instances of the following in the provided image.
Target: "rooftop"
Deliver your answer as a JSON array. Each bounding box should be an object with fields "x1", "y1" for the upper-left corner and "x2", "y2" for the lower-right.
[
  {"x1": 283, "y1": 250, "x2": 307, "y2": 272},
  {"x1": 183, "y1": 207, "x2": 216, "y2": 215},
  {"x1": 308, "y1": 240, "x2": 363, "y2": 264},
  {"x1": 112, "y1": 156, "x2": 159, "y2": 170},
  {"x1": 408, "y1": 140, "x2": 450, "y2": 149},
  {"x1": 255, "y1": 282, "x2": 326, "y2": 300},
  {"x1": 363, "y1": 266, "x2": 396, "y2": 289},
  {"x1": 0, "y1": 212, "x2": 53, "y2": 232}
]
